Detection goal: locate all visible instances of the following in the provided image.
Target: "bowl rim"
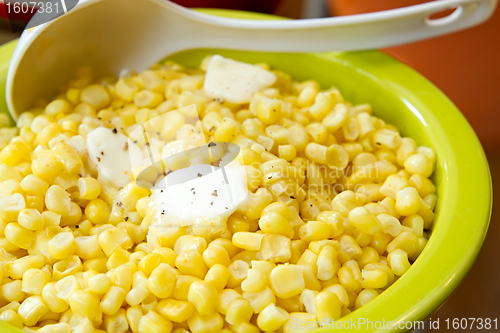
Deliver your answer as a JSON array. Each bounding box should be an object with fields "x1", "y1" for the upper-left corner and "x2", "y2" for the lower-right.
[{"x1": 0, "y1": 8, "x2": 492, "y2": 333}]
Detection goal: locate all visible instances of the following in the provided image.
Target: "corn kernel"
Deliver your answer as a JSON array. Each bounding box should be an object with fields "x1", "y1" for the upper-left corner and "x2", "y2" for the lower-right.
[
  {"x1": 148, "y1": 263, "x2": 176, "y2": 298},
  {"x1": 157, "y1": 299, "x2": 194, "y2": 323},
  {"x1": 138, "y1": 310, "x2": 173, "y2": 333},
  {"x1": 18, "y1": 295, "x2": 49, "y2": 326},
  {"x1": 269, "y1": 265, "x2": 305, "y2": 298}
]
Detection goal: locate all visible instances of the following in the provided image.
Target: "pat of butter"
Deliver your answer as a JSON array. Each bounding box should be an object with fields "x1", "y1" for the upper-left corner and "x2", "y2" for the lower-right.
[{"x1": 203, "y1": 55, "x2": 277, "y2": 104}]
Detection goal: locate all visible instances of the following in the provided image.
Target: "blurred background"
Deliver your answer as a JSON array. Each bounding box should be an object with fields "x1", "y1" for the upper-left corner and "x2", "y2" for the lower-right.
[{"x1": 0, "y1": 0, "x2": 498, "y2": 330}]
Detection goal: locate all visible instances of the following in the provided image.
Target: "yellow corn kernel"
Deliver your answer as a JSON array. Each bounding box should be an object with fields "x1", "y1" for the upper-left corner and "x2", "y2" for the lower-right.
[
  {"x1": 232, "y1": 232, "x2": 265, "y2": 251},
  {"x1": 174, "y1": 235, "x2": 207, "y2": 255},
  {"x1": 209, "y1": 290, "x2": 235, "y2": 315},
  {"x1": 337, "y1": 266, "x2": 359, "y2": 292},
  {"x1": 0, "y1": 193, "x2": 25, "y2": 221},
  {"x1": 354, "y1": 288, "x2": 379, "y2": 309},
  {"x1": 47, "y1": 232, "x2": 76, "y2": 260},
  {"x1": 5, "y1": 222, "x2": 34, "y2": 249},
  {"x1": 147, "y1": 263, "x2": 176, "y2": 298},
  {"x1": 347, "y1": 206, "x2": 381, "y2": 235},
  {"x1": 87, "y1": 272, "x2": 111, "y2": 294},
  {"x1": 278, "y1": 144, "x2": 296, "y2": 162},
  {"x1": 18, "y1": 295, "x2": 49, "y2": 326},
  {"x1": 256, "y1": 97, "x2": 281, "y2": 125},
  {"x1": 214, "y1": 117, "x2": 238, "y2": 142},
  {"x1": 255, "y1": 302, "x2": 288, "y2": 331},
  {"x1": 395, "y1": 187, "x2": 421, "y2": 216},
  {"x1": 388, "y1": 249, "x2": 412, "y2": 276},
  {"x1": 225, "y1": 298, "x2": 254, "y2": 325},
  {"x1": 269, "y1": 265, "x2": 305, "y2": 298},
  {"x1": 205, "y1": 264, "x2": 229, "y2": 292},
  {"x1": 404, "y1": 153, "x2": 434, "y2": 178},
  {"x1": 156, "y1": 299, "x2": 194, "y2": 323},
  {"x1": 315, "y1": 291, "x2": 341, "y2": 322},
  {"x1": 125, "y1": 284, "x2": 149, "y2": 307},
  {"x1": 119, "y1": 182, "x2": 150, "y2": 211},
  {"x1": 316, "y1": 245, "x2": 340, "y2": 281},
  {"x1": 125, "y1": 306, "x2": 142, "y2": 333},
  {"x1": 299, "y1": 221, "x2": 330, "y2": 241},
  {"x1": 361, "y1": 267, "x2": 388, "y2": 289},
  {"x1": 372, "y1": 129, "x2": 401, "y2": 149},
  {"x1": 138, "y1": 310, "x2": 173, "y2": 333},
  {"x1": 227, "y1": 260, "x2": 250, "y2": 288},
  {"x1": 98, "y1": 227, "x2": 130, "y2": 256},
  {"x1": 20, "y1": 175, "x2": 48, "y2": 197},
  {"x1": 133, "y1": 90, "x2": 163, "y2": 108},
  {"x1": 17, "y1": 209, "x2": 43, "y2": 231},
  {"x1": 170, "y1": 275, "x2": 199, "y2": 302},
  {"x1": 241, "y1": 286, "x2": 276, "y2": 314},
  {"x1": 202, "y1": 244, "x2": 230, "y2": 268},
  {"x1": 75, "y1": 235, "x2": 103, "y2": 259},
  {"x1": 377, "y1": 214, "x2": 401, "y2": 237},
  {"x1": 402, "y1": 214, "x2": 424, "y2": 237},
  {"x1": 356, "y1": 246, "x2": 380, "y2": 269},
  {"x1": 21, "y1": 268, "x2": 49, "y2": 295},
  {"x1": 259, "y1": 212, "x2": 294, "y2": 238},
  {"x1": 337, "y1": 235, "x2": 363, "y2": 264},
  {"x1": 187, "y1": 280, "x2": 219, "y2": 315},
  {"x1": 0, "y1": 280, "x2": 25, "y2": 302},
  {"x1": 100, "y1": 286, "x2": 126, "y2": 316},
  {"x1": 77, "y1": 177, "x2": 101, "y2": 200},
  {"x1": 80, "y1": 84, "x2": 110, "y2": 109},
  {"x1": 52, "y1": 255, "x2": 82, "y2": 280},
  {"x1": 387, "y1": 230, "x2": 419, "y2": 257},
  {"x1": 260, "y1": 234, "x2": 292, "y2": 263},
  {"x1": 45, "y1": 99, "x2": 70, "y2": 116},
  {"x1": 103, "y1": 308, "x2": 129, "y2": 333},
  {"x1": 52, "y1": 275, "x2": 80, "y2": 304},
  {"x1": 0, "y1": 309, "x2": 23, "y2": 328},
  {"x1": 241, "y1": 268, "x2": 266, "y2": 293},
  {"x1": 53, "y1": 142, "x2": 82, "y2": 174},
  {"x1": 85, "y1": 198, "x2": 111, "y2": 224},
  {"x1": 175, "y1": 250, "x2": 208, "y2": 279},
  {"x1": 68, "y1": 289, "x2": 101, "y2": 322},
  {"x1": 186, "y1": 312, "x2": 222, "y2": 333},
  {"x1": 44, "y1": 185, "x2": 71, "y2": 217}
]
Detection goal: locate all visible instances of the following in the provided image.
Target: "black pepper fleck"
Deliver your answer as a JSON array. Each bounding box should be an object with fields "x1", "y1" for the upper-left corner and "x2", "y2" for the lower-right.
[
  {"x1": 197, "y1": 173, "x2": 202, "y2": 177},
  {"x1": 112, "y1": 128, "x2": 118, "y2": 133},
  {"x1": 211, "y1": 190, "x2": 218, "y2": 197},
  {"x1": 208, "y1": 142, "x2": 216, "y2": 147},
  {"x1": 124, "y1": 217, "x2": 129, "y2": 221},
  {"x1": 290, "y1": 196, "x2": 296, "y2": 199},
  {"x1": 96, "y1": 157, "x2": 101, "y2": 162}
]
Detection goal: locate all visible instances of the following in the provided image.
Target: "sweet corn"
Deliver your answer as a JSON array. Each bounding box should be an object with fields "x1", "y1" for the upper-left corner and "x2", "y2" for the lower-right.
[
  {"x1": 225, "y1": 298, "x2": 254, "y2": 325},
  {"x1": 22, "y1": 268, "x2": 49, "y2": 295},
  {"x1": 187, "y1": 312, "x2": 223, "y2": 333},
  {"x1": 101, "y1": 286, "x2": 127, "y2": 316},
  {"x1": 18, "y1": 295, "x2": 49, "y2": 326},
  {"x1": 242, "y1": 286, "x2": 276, "y2": 313},
  {"x1": 347, "y1": 207, "x2": 381, "y2": 235},
  {"x1": 205, "y1": 264, "x2": 229, "y2": 292},
  {"x1": 157, "y1": 299, "x2": 194, "y2": 323},
  {"x1": 0, "y1": 57, "x2": 438, "y2": 332},
  {"x1": 388, "y1": 249, "x2": 411, "y2": 276},
  {"x1": 260, "y1": 234, "x2": 291, "y2": 263},
  {"x1": 148, "y1": 263, "x2": 176, "y2": 298},
  {"x1": 269, "y1": 265, "x2": 305, "y2": 298},
  {"x1": 138, "y1": 310, "x2": 173, "y2": 333}
]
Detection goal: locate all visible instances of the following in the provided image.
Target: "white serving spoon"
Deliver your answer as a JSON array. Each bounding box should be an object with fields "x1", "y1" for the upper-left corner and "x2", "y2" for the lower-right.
[{"x1": 6, "y1": 0, "x2": 497, "y2": 118}]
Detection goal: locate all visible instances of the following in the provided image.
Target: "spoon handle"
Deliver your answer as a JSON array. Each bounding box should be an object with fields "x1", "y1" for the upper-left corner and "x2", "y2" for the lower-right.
[{"x1": 175, "y1": 0, "x2": 497, "y2": 52}]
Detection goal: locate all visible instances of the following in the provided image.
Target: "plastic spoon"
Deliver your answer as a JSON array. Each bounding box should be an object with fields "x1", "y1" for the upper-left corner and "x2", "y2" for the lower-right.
[{"x1": 6, "y1": 0, "x2": 497, "y2": 118}]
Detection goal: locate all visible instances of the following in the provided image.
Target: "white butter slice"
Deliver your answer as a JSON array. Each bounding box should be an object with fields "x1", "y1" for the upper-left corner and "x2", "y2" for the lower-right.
[
  {"x1": 203, "y1": 55, "x2": 277, "y2": 104},
  {"x1": 86, "y1": 127, "x2": 133, "y2": 188},
  {"x1": 149, "y1": 161, "x2": 248, "y2": 232}
]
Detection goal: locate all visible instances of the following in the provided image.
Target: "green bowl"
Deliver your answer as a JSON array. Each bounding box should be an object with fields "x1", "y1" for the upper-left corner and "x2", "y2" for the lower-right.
[{"x1": 0, "y1": 9, "x2": 492, "y2": 333}]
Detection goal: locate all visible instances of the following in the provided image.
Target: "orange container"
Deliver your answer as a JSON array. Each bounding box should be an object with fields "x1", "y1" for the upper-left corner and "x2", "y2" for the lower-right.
[{"x1": 328, "y1": 0, "x2": 500, "y2": 150}]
